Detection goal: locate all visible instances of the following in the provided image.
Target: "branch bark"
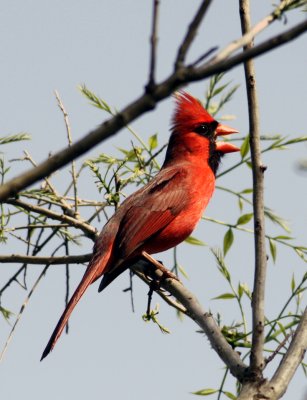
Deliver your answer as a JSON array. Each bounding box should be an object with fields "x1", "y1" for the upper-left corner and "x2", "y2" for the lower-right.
[
  {"x1": 270, "y1": 307, "x2": 307, "y2": 399},
  {"x1": 237, "y1": 309, "x2": 307, "y2": 399},
  {"x1": 6, "y1": 198, "x2": 97, "y2": 239},
  {"x1": 175, "y1": 0, "x2": 212, "y2": 69},
  {"x1": 132, "y1": 262, "x2": 248, "y2": 381},
  {"x1": 239, "y1": 0, "x2": 267, "y2": 378}
]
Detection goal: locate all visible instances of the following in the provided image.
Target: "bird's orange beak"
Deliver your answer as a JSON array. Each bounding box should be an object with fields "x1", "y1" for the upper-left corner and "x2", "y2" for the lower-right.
[
  {"x1": 215, "y1": 123, "x2": 240, "y2": 153},
  {"x1": 215, "y1": 123, "x2": 239, "y2": 136}
]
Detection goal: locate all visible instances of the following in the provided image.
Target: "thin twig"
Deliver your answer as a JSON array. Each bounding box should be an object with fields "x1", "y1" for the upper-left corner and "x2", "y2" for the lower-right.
[
  {"x1": 0, "y1": 264, "x2": 50, "y2": 362},
  {"x1": 208, "y1": 0, "x2": 298, "y2": 66},
  {"x1": 239, "y1": 0, "x2": 267, "y2": 377},
  {"x1": 175, "y1": 0, "x2": 213, "y2": 69},
  {"x1": 147, "y1": 0, "x2": 160, "y2": 91},
  {"x1": 23, "y1": 150, "x2": 75, "y2": 217},
  {"x1": 264, "y1": 332, "x2": 292, "y2": 366},
  {"x1": 6, "y1": 198, "x2": 97, "y2": 239},
  {"x1": 0, "y1": 242, "x2": 67, "y2": 362},
  {"x1": 54, "y1": 90, "x2": 79, "y2": 215},
  {"x1": 64, "y1": 235, "x2": 70, "y2": 334},
  {"x1": 0, "y1": 253, "x2": 91, "y2": 264}
]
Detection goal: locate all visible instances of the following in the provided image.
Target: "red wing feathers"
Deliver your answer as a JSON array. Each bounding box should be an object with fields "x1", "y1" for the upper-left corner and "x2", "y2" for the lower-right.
[{"x1": 114, "y1": 167, "x2": 189, "y2": 260}]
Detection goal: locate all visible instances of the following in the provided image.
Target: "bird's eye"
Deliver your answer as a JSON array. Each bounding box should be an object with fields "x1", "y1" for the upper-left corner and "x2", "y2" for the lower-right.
[{"x1": 194, "y1": 124, "x2": 209, "y2": 136}]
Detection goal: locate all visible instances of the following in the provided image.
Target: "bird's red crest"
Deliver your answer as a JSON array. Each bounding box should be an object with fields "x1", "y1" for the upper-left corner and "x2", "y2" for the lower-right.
[{"x1": 172, "y1": 91, "x2": 214, "y2": 133}]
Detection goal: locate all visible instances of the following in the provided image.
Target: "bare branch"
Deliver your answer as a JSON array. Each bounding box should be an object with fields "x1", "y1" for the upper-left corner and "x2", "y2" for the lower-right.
[
  {"x1": 270, "y1": 307, "x2": 307, "y2": 398},
  {"x1": 239, "y1": 0, "x2": 267, "y2": 377},
  {"x1": 237, "y1": 309, "x2": 307, "y2": 399},
  {"x1": 147, "y1": 0, "x2": 160, "y2": 90},
  {"x1": 0, "y1": 17, "x2": 306, "y2": 202},
  {"x1": 175, "y1": 0, "x2": 213, "y2": 69},
  {"x1": 209, "y1": 0, "x2": 299, "y2": 65},
  {"x1": 0, "y1": 253, "x2": 91, "y2": 264},
  {"x1": 6, "y1": 198, "x2": 97, "y2": 239},
  {"x1": 54, "y1": 90, "x2": 79, "y2": 215},
  {"x1": 133, "y1": 262, "x2": 248, "y2": 381},
  {"x1": 23, "y1": 150, "x2": 75, "y2": 217}
]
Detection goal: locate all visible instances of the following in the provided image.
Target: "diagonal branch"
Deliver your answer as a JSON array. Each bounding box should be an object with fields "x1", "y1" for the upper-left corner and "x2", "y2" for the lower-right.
[
  {"x1": 239, "y1": 0, "x2": 267, "y2": 377},
  {"x1": 270, "y1": 307, "x2": 307, "y2": 398},
  {"x1": 175, "y1": 0, "x2": 213, "y2": 69},
  {"x1": 132, "y1": 262, "x2": 248, "y2": 381},
  {"x1": 209, "y1": 0, "x2": 299, "y2": 66},
  {"x1": 6, "y1": 198, "x2": 97, "y2": 239}
]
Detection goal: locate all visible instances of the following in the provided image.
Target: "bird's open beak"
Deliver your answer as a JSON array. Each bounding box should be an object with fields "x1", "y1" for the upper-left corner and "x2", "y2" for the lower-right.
[
  {"x1": 215, "y1": 123, "x2": 240, "y2": 153},
  {"x1": 216, "y1": 123, "x2": 238, "y2": 136}
]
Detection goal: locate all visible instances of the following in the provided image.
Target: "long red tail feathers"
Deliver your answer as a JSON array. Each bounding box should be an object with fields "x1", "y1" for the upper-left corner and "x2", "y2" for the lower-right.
[
  {"x1": 41, "y1": 254, "x2": 110, "y2": 360},
  {"x1": 40, "y1": 269, "x2": 95, "y2": 360}
]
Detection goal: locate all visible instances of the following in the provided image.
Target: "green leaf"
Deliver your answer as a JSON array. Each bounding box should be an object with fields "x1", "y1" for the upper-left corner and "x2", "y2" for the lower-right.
[
  {"x1": 240, "y1": 188, "x2": 253, "y2": 194},
  {"x1": 0, "y1": 306, "x2": 13, "y2": 321},
  {"x1": 192, "y1": 388, "x2": 218, "y2": 396},
  {"x1": 277, "y1": 321, "x2": 286, "y2": 338},
  {"x1": 291, "y1": 274, "x2": 296, "y2": 293},
  {"x1": 238, "y1": 198, "x2": 243, "y2": 212},
  {"x1": 238, "y1": 283, "x2": 243, "y2": 299},
  {"x1": 79, "y1": 84, "x2": 112, "y2": 113},
  {"x1": 185, "y1": 236, "x2": 206, "y2": 246},
  {"x1": 240, "y1": 134, "x2": 250, "y2": 158},
  {"x1": 211, "y1": 248, "x2": 231, "y2": 282},
  {"x1": 269, "y1": 238, "x2": 277, "y2": 263},
  {"x1": 283, "y1": 136, "x2": 307, "y2": 146},
  {"x1": 212, "y1": 83, "x2": 229, "y2": 97},
  {"x1": 240, "y1": 282, "x2": 252, "y2": 299},
  {"x1": 223, "y1": 391, "x2": 237, "y2": 400},
  {"x1": 273, "y1": 235, "x2": 293, "y2": 241},
  {"x1": 236, "y1": 213, "x2": 253, "y2": 226},
  {"x1": 178, "y1": 264, "x2": 189, "y2": 279},
  {"x1": 212, "y1": 293, "x2": 236, "y2": 300},
  {"x1": 148, "y1": 133, "x2": 158, "y2": 150},
  {"x1": 0, "y1": 133, "x2": 31, "y2": 145},
  {"x1": 265, "y1": 209, "x2": 291, "y2": 233},
  {"x1": 223, "y1": 228, "x2": 234, "y2": 256}
]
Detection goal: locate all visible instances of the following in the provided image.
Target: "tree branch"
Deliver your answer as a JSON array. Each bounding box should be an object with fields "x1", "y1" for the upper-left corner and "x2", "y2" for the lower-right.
[
  {"x1": 239, "y1": 0, "x2": 267, "y2": 377},
  {"x1": 6, "y1": 198, "x2": 97, "y2": 239},
  {"x1": 133, "y1": 262, "x2": 248, "y2": 381},
  {"x1": 147, "y1": 0, "x2": 160, "y2": 90},
  {"x1": 0, "y1": 15, "x2": 306, "y2": 202},
  {"x1": 174, "y1": 0, "x2": 213, "y2": 69},
  {"x1": 209, "y1": 0, "x2": 298, "y2": 65},
  {"x1": 270, "y1": 307, "x2": 307, "y2": 398},
  {"x1": 237, "y1": 308, "x2": 307, "y2": 399},
  {"x1": 0, "y1": 253, "x2": 91, "y2": 264}
]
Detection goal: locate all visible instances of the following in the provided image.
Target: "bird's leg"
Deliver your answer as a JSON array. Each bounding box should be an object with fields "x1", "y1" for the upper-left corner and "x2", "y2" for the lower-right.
[
  {"x1": 146, "y1": 280, "x2": 155, "y2": 317},
  {"x1": 141, "y1": 251, "x2": 180, "y2": 282}
]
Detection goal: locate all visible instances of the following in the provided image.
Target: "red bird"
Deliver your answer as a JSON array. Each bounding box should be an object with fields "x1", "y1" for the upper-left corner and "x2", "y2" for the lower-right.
[{"x1": 41, "y1": 92, "x2": 239, "y2": 360}]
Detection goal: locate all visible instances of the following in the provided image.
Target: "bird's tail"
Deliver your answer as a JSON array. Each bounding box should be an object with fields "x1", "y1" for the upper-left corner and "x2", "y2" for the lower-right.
[{"x1": 41, "y1": 253, "x2": 110, "y2": 361}]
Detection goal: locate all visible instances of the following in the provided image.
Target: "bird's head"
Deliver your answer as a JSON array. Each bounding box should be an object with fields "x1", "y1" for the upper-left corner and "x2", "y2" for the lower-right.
[{"x1": 169, "y1": 91, "x2": 240, "y2": 173}]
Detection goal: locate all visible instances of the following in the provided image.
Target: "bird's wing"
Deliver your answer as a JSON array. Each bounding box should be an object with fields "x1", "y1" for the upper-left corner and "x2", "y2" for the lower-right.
[{"x1": 114, "y1": 166, "x2": 189, "y2": 260}]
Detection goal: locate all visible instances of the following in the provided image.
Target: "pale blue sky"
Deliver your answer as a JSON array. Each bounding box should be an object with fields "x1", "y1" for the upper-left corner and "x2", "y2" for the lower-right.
[{"x1": 0, "y1": 1, "x2": 306, "y2": 400}]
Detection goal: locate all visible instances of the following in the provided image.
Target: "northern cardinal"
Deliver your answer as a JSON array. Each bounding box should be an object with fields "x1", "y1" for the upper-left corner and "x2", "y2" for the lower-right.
[{"x1": 41, "y1": 92, "x2": 239, "y2": 360}]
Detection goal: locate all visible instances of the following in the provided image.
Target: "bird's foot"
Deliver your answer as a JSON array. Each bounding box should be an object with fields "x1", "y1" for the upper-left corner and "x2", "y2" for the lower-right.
[{"x1": 141, "y1": 251, "x2": 180, "y2": 282}]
